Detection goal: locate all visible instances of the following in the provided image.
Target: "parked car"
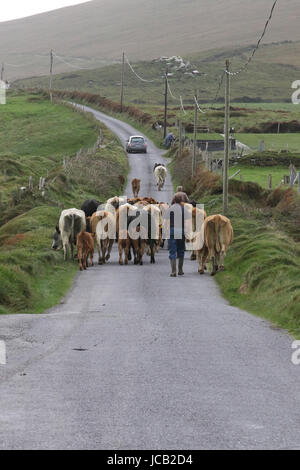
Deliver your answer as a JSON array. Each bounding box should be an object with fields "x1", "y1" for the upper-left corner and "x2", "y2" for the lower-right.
[{"x1": 126, "y1": 136, "x2": 147, "y2": 153}]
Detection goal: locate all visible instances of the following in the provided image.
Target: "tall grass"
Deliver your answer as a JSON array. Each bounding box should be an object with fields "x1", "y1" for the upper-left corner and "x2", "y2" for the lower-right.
[{"x1": 0, "y1": 92, "x2": 128, "y2": 314}]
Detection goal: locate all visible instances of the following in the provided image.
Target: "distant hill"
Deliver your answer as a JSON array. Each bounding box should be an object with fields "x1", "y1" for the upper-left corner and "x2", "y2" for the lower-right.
[
  {"x1": 15, "y1": 41, "x2": 300, "y2": 104},
  {"x1": 2, "y1": 0, "x2": 300, "y2": 81}
]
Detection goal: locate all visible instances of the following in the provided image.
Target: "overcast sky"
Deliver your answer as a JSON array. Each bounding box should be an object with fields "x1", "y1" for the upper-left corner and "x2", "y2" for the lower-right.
[{"x1": 1, "y1": 0, "x2": 92, "y2": 22}]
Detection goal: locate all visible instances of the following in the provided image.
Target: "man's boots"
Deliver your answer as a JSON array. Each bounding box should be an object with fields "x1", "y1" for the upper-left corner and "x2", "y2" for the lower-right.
[
  {"x1": 178, "y1": 258, "x2": 184, "y2": 276},
  {"x1": 170, "y1": 259, "x2": 177, "y2": 277}
]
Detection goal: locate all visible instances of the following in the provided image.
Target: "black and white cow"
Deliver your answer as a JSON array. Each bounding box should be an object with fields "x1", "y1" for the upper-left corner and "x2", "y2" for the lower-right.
[{"x1": 52, "y1": 208, "x2": 86, "y2": 260}]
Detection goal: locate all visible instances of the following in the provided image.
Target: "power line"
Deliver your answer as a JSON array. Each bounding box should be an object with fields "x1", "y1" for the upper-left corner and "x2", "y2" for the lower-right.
[
  {"x1": 166, "y1": 76, "x2": 180, "y2": 101},
  {"x1": 52, "y1": 52, "x2": 100, "y2": 70},
  {"x1": 226, "y1": 0, "x2": 278, "y2": 76},
  {"x1": 125, "y1": 55, "x2": 159, "y2": 83},
  {"x1": 194, "y1": 95, "x2": 207, "y2": 114},
  {"x1": 180, "y1": 96, "x2": 186, "y2": 115},
  {"x1": 4, "y1": 60, "x2": 37, "y2": 67}
]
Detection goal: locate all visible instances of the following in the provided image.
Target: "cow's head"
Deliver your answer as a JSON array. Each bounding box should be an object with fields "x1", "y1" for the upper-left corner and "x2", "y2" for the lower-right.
[{"x1": 52, "y1": 226, "x2": 62, "y2": 250}]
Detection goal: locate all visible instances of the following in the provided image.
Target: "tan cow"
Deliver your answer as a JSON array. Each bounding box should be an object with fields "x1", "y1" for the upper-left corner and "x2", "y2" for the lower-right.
[
  {"x1": 105, "y1": 196, "x2": 126, "y2": 213},
  {"x1": 116, "y1": 203, "x2": 147, "y2": 265},
  {"x1": 203, "y1": 214, "x2": 233, "y2": 276},
  {"x1": 131, "y1": 178, "x2": 141, "y2": 198},
  {"x1": 90, "y1": 210, "x2": 116, "y2": 265},
  {"x1": 184, "y1": 205, "x2": 207, "y2": 274}
]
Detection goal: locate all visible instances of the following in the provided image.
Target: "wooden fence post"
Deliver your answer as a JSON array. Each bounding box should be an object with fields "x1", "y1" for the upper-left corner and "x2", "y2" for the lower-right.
[
  {"x1": 268, "y1": 174, "x2": 272, "y2": 190},
  {"x1": 298, "y1": 172, "x2": 300, "y2": 194},
  {"x1": 289, "y1": 163, "x2": 297, "y2": 187},
  {"x1": 29, "y1": 176, "x2": 33, "y2": 192}
]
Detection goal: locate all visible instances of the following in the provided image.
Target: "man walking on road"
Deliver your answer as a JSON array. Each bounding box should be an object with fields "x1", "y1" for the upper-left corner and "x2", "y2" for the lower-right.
[{"x1": 165, "y1": 193, "x2": 187, "y2": 277}]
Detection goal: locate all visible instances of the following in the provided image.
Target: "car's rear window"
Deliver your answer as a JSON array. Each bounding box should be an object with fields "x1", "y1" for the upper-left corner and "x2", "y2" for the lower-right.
[{"x1": 131, "y1": 137, "x2": 144, "y2": 143}]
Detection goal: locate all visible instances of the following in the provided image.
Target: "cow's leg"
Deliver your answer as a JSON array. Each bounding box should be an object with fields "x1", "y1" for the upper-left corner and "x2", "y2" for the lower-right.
[
  {"x1": 118, "y1": 242, "x2": 123, "y2": 265},
  {"x1": 105, "y1": 239, "x2": 114, "y2": 261},
  {"x1": 139, "y1": 240, "x2": 146, "y2": 265},
  {"x1": 70, "y1": 242, "x2": 74, "y2": 260},
  {"x1": 77, "y1": 247, "x2": 83, "y2": 270},
  {"x1": 131, "y1": 240, "x2": 139, "y2": 264},
  {"x1": 211, "y1": 253, "x2": 218, "y2": 276},
  {"x1": 101, "y1": 239, "x2": 107, "y2": 264},
  {"x1": 124, "y1": 240, "x2": 130, "y2": 265},
  {"x1": 63, "y1": 243, "x2": 68, "y2": 261},
  {"x1": 97, "y1": 240, "x2": 103, "y2": 265},
  {"x1": 150, "y1": 241, "x2": 155, "y2": 264},
  {"x1": 83, "y1": 253, "x2": 87, "y2": 270},
  {"x1": 190, "y1": 250, "x2": 196, "y2": 261},
  {"x1": 155, "y1": 237, "x2": 160, "y2": 253},
  {"x1": 198, "y1": 247, "x2": 208, "y2": 275},
  {"x1": 90, "y1": 248, "x2": 94, "y2": 267},
  {"x1": 197, "y1": 251, "x2": 204, "y2": 274},
  {"x1": 219, "y1": 248, "x2": 226, "y2": 271}
]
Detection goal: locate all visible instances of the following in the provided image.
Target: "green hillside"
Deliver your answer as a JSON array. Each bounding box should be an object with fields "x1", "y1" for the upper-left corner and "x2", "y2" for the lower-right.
[{"x1": 2, "y1": 0, "x2": 300, "y2": 81}]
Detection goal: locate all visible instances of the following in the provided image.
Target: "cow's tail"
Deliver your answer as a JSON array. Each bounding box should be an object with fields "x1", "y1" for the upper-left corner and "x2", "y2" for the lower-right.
[{"x1": 215, "y1": 215, "x2": 221, "y2": 253}]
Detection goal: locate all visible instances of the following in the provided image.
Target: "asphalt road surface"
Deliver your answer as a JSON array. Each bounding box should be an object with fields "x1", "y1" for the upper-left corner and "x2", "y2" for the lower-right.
[{"x1": 1, "y1": 108, "x2": 300, "y2": 450}]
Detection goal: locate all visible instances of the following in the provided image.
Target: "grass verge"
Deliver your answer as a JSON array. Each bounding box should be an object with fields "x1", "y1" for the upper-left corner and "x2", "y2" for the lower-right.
[{"x1": 169, "y1": 147, "x2": 300, "y2": 337}]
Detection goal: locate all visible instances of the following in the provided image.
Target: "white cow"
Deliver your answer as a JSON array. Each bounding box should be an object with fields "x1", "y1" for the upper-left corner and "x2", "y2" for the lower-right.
[
  {"x1": 154, "y1": 164, "x2": 167, "y2": 191},
  {"x1": 52, "y1": 208, "x2": 86, "y2": 260}
]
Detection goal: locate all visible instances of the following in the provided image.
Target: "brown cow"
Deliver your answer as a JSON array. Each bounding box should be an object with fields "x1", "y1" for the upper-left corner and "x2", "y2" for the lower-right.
[
  {"x1": 203, "y1": 214, "x2": 234, "y2": 276},
  {"x1": 143, "y1": 197, "x2": 158, "y2": 205},
  {"x1": 76, "y1": 231, "x2": 94, "y2": 271},
  {"x1": 128, "y1": 197, "x2": 158, "y2": 205},
  {"x1": 128, "y1": 197, "x2": 142, "y2": 205},
  {"x1": 131, "y1": 178, "x2": 141, "y2": 198}
]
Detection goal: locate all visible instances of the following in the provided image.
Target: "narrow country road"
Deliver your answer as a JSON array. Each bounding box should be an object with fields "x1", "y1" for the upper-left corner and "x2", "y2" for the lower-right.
[{"x1": 1, "y1": 107, "x2": 300, "y2": 450}]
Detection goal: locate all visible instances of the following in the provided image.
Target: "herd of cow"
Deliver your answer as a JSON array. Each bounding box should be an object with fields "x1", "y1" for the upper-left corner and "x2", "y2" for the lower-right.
[{"x1": 51, "y1": 184, "x2": 234, "y2": 277}]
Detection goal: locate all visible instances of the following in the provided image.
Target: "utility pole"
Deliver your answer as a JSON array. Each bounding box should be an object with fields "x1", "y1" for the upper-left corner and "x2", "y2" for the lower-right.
[
  {"x1": 179, "y1": 103, "x2": 183, "y2": 155},
  {"x1": 223, "y1": 59, "x2": 230, "y2": 215},
  {"x1": 49, "y1": 49, "x2": 54, "y2": 103},
  {"x1": 120, "y1": 51, "x2": 125, "y2": 113},
  {"x1": 163, "y1": 68, "x2": 168, "y2": 139},
  {"x1": 192, "y1": 91, "x2": 198, "y2": 177},
  {"x1": 0, "y1": 63, "x2": 4, "y2": 82}
]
